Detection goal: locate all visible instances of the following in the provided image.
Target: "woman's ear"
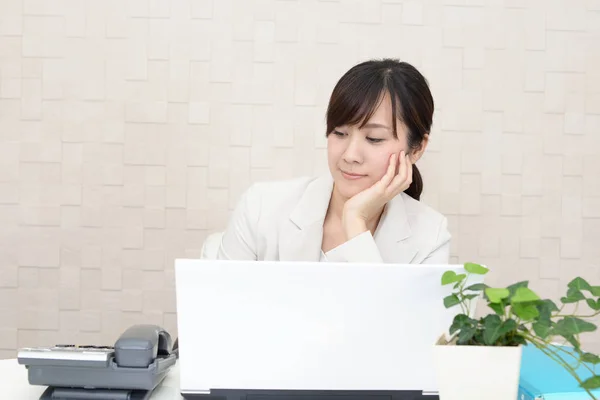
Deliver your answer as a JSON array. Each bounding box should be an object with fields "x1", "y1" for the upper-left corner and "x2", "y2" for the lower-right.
[{"x1": 410, "y1": 134, "x2": 429, "y2": 163}]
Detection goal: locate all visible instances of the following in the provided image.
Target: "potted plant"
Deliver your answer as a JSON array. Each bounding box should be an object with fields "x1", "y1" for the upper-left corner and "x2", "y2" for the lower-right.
[{"x1": 433, "y1": 262, "x2": 600, "y2": 400}]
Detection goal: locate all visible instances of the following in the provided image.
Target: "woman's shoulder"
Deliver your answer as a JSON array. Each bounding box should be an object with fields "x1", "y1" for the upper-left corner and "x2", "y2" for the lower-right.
[
  {"x1": 249, "y1": 176, "x2": 318, "y2": 194},
  {"x1": 246, "y1": 176, "x2": 319, "y2": 200},
  {"x1": 399, "y1": 192, "x2": 450, "y2": 237},
  {"x1": 240, "y1": 176, "x2": 323, "y2": 215}
]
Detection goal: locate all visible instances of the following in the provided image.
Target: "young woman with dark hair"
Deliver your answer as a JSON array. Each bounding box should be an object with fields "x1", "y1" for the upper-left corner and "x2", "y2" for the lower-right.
[{"x1": 216, "y1": 59, "x2": 450, "y2": 264}]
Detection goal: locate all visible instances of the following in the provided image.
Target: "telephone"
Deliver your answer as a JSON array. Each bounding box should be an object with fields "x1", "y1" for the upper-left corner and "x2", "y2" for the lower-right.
[{"x1": 18, "y1": 324, "x2": 178, "y2": 400}]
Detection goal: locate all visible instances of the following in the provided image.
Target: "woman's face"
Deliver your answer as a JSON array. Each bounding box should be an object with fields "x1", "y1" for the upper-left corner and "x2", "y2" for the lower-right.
[{"x1": 327, "y1": 93, "x2": 412, "y2": 200}]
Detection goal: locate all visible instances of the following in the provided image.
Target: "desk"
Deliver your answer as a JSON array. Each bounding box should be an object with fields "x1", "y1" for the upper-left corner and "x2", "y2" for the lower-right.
[{"x1": 0, "y1": 358, "x2": 183, "y2": 399}]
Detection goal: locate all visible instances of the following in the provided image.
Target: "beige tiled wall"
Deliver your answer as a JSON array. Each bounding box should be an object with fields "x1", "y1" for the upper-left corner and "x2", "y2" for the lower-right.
[{"x1": 1, "y1": 0, "x2": 599, "y2": 358}]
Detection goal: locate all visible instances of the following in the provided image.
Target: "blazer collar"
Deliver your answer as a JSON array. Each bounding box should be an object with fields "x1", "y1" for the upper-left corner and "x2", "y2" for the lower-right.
[
  {"x1": 279, "y1": 174, "x2": 415, "y2": 262},
  {"x1": 373, "y1": 192, "x2": 418, "y2": 263},
  {"x1": 278, "y1": 175, "x2": 333, "y2": 262},
  {"x1": 373, "y1": 190, "x2": 412, "y2": 243},
  {"x1": 289, "y1": 174, "x2": 412, "y2": 242},
  {"x1": 289, "y1": 174, "x2": 334, "y2": 229}
]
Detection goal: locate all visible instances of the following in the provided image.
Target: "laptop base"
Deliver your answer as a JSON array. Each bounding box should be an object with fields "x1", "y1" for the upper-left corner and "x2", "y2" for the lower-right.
[{"x1": 181, "y1": 389, "x2": 439, "y2": 400}]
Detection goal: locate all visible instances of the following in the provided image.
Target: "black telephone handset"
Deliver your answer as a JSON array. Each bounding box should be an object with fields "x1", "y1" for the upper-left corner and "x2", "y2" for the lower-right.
[{"x1": 114, "y1": 324, "x2": 174, "y2": 368}]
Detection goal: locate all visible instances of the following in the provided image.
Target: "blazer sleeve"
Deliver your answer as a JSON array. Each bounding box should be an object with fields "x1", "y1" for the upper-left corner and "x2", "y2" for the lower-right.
[
  {"x1": 325, "y1": 216, "x2": 451, "y2": 264},
  {"x1": 324, "y1": 231, "x2": 384, "y2": 263},
  {"x1": 216, "y1": 184, "x2": 260, "y2": 260},
  {"x1": 422, "y1": 216, "x2": 451, "y2": 264}
]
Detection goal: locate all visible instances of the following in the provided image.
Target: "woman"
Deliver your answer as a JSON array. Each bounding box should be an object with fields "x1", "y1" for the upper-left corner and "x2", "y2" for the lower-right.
[{"x1": 216, "y1": 58, "x2": 451, "y2": 264}]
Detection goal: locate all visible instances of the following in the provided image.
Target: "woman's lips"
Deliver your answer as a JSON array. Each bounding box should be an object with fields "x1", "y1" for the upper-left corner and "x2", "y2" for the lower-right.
[{"x1": 341, "y1": 170, "x2": 366, "y2": 180}]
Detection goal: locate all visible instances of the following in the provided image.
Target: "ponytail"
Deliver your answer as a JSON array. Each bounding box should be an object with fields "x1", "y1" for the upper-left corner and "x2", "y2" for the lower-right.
[{"x1": 404, "y1": 164, "x2": 423, "y2": 201}]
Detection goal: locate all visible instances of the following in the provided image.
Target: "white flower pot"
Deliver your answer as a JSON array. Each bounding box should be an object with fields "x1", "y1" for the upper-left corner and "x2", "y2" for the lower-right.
[{"x1": 432, "y1": 338, "x2": 523, "y2": 400}]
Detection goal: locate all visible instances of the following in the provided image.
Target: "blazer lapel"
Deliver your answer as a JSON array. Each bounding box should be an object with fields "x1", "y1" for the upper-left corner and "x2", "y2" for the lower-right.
[
  {"x1": 278, "y1": 175, "x2": 418, "y2": 264},
  {"x1": 373, "y1": 194, "x2": 419, "y2": 264},
  {"x1": 278, "y1": 175, "x2": 334, "y2": 261}
]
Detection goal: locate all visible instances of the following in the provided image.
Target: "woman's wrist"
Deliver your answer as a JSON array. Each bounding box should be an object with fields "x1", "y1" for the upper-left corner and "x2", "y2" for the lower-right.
[{"x1": 342, "y1": 211, "x2": 368, "y2": 241}]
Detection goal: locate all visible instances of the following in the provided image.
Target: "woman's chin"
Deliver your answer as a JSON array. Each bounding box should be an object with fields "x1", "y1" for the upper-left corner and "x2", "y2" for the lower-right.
[{"x1": 334, "y1": 179, "x2": 371, "y2": 199}]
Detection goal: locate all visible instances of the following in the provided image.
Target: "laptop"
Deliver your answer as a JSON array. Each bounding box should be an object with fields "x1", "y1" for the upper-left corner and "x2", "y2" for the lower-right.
[{"x1": 174, "y1": 259, "x2": 484, "y2": 400}]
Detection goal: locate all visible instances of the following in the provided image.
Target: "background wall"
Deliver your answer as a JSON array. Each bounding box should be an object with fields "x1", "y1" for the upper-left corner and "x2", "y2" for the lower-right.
[{"x1": 1, "y1": 0, "x2": 599, "y2": 358}]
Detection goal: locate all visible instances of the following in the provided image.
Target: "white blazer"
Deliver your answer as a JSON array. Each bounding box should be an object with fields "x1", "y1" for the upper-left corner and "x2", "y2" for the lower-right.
[{"x1": 217, "y1": 174, "x2": 451, "y2": 264}]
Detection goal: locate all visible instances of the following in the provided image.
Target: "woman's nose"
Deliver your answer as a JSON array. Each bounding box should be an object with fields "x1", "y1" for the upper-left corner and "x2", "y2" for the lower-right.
[{"x1": 342, "y1": 137, "x2": 363, "y2": 164}]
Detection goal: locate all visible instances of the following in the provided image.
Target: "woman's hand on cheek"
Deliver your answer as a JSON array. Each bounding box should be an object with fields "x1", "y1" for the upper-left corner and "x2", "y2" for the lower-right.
[{"x1": 342, "y1": 151, "x2": 413, "y2": 240}]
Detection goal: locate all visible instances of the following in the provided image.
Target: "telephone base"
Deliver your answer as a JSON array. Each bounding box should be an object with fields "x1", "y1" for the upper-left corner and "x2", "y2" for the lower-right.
[
  {"x1": 40, "y1": 386, "x2": 153, "y2": 400},
  {"x1": 19, "y1": 352, "x2": 176, "y2": 391}
]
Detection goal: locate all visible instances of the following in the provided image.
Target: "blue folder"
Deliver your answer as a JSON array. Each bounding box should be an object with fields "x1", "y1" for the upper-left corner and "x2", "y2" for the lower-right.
[{"x1": 519, "y1": 343, "x2": 600, "y2": 400}]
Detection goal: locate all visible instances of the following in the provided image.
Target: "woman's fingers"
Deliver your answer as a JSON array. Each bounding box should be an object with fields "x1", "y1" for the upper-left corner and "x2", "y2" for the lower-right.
[
  {"x1": 379, "y1": 153, "x2": 396, "y2": 190},
  {"x1": 388, "y1": 151, "x2": 412, "y2": 195}
]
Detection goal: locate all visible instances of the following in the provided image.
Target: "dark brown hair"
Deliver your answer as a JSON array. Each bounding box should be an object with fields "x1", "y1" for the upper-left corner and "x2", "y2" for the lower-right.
[{"x1": 325, "y1": 58, "x2": 434, "y2": 201}]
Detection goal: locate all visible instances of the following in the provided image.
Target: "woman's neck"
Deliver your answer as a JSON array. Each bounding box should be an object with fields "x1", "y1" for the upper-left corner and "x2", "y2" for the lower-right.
[{"x1": 327, "y1": 185, "x2": 347, "y2": 221}]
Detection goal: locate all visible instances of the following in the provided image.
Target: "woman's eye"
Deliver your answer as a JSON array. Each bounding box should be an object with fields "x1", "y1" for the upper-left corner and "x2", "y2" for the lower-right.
[
  {"x1": 333, "y1": 130, "x2": 346, "y2": 137},
  {"x1": 367, "y1": 137, "x2": 384, "y2": 143}
]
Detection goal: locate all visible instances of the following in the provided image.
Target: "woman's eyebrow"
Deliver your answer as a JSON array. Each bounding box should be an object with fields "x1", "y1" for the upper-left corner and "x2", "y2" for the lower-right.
[{"x1": 362, "y1": 122, "x2": 392, "y2": 131}]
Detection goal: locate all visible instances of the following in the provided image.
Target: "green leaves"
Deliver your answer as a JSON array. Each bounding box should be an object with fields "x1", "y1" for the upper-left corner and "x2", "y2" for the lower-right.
[
  {"x1": 512, "y1": 303, "x2": 539, "y2": 321},
  {"x1": 441, "y1": 271, "x2": 466, "y2": 286},
  {"x1": 482, "y1": 315, "x2": 517, "y2": 345},
  {"x1": 449, "y1": 314, "x2": 467, "y2": 335},
  {"x1": 481, "y1": 315, "x2": 502, "y2": 344},
  {"x1": 587, "y1": 298, "x2": 600, "y2": 311},
  {"x1": 536, "y1": 300, "x2": 559, "y2": 321},
  {"x1": 532, "y1": 300, "x2": 558, "y2": 339},
  {"x1": 457, "y1": 325, "x2": 476, "y2": 345},
  {"x1": 581, "y1": 376, "x2": 600, "y2": 390},
  {"x1": 449, "y1": 314, "x2": 476, "y2": 336},
  {"x1": 532, "y1": 321, "x2": 551, "y2": 339},
  {"x1": 441, "y1": 263, "x2": 489, "y2": 311},
  {"x1": 442, "y1": 263, "x2": 488, "y2": 290},
  {"x1": 508, "y1": 287, "x2": 542, "y2": 321},
  {"x1": 553, "y1": 317, "x2": 597, "y2": 336},
  {"x1": 568, "y1": 277, "x2": 594, "y2": 293},
  {"x1": 558, "y1": 274, "x2": 600, "y2": 370},
  {"x1": 439, "y1": 265, "x2": 600, "y2": 397},
  {"x1": 512, "y1": 335, "x2": 527, "y2": 346},
  {"x1": 563, "y1": 334, "x2": 581, "y2": 350},
  {"x1": 507, "y1": 281, "x2": 530, "y2": 295},
  {"x1": 562, "y1": 277, "x2": 600, "y2": 303},
  {"x1": 465, "y1": 283, "x2": 489, "y2": 291},
  {"x1": 511, "y1": 287, "x2": 540, "y2": 303},
  {"x1": 489, "y1": 302, "x2": 505, "y2": 315},
  {"x1": 464, "y1": 263, "x2": 489, "y2": 275},
  {"x1": 581, "y1": 352, "x2": 600, "y2": 365},
  {"x1": 561, "y1": 288, "x2": 586, "y2": 304},
  {"x1": 485, "y1": 288, "x2": 510, "y2": 303},
  {"x1": 444, "y1": 294, "x2": 461, "y2": 308}
]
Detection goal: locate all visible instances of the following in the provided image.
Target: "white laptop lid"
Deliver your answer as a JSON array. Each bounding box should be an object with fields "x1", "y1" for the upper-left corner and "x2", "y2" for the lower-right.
[{"x1": 175, "y1": 260, "x2": 483, "y2": 394}]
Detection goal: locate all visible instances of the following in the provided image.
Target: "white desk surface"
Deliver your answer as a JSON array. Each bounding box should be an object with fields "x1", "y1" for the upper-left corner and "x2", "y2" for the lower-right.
[{"x1": 0, "y1": 358, "x2": 184, "y2": 399}]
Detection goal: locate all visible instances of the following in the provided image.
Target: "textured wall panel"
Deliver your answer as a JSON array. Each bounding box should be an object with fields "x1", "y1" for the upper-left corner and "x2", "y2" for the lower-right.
[{"x1": 0, "y1": 0, "x2": 599, "y2": 357}]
